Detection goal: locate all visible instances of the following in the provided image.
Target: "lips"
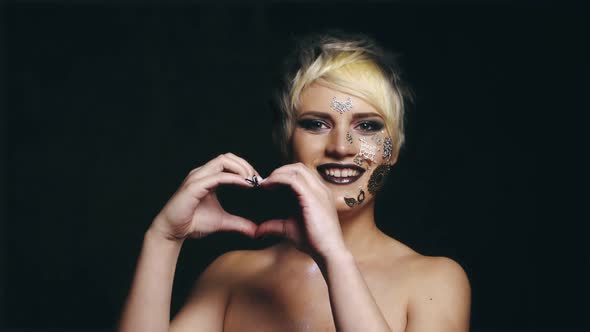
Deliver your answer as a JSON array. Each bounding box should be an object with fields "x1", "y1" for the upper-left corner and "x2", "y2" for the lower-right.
[{"x1": 317, "y1": 163, "x2": 366, "y2": 185}]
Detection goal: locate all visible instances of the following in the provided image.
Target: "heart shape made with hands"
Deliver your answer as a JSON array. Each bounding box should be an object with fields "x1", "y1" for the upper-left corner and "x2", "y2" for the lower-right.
[{"x1": 216, "y1": 183, "x2": 302, "y2": 227}]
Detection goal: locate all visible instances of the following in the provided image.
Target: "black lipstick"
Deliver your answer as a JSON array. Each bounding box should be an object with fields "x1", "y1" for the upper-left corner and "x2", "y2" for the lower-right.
[{"x1": 316, "y1": 163, "x2": 366, "y2": 185}]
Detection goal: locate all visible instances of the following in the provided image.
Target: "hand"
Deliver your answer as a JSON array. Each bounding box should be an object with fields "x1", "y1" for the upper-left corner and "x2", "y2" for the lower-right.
[
  {"x1": 255, "y1": 163, "x2": 347, "y2": 260},
  {"x1": 150, "y1": 153, "x2": 260, "y2": 241}
]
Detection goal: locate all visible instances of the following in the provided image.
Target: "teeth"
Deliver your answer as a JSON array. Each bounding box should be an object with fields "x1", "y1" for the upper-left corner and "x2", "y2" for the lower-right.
[{"x1": 323, "y1": 168, "x2": 360, "y2": 178}]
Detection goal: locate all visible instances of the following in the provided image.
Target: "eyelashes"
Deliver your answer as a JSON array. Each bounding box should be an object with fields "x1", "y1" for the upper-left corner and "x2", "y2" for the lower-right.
[
  {"x1": 355, "y1": 121, "x2": 384, "y2": 132},
  {"x1": 297, "y1": 119, "x2": 330, "y2": 131},
  {"x1": 297, "y1": 118, "x2": 384, "y2": 133}
]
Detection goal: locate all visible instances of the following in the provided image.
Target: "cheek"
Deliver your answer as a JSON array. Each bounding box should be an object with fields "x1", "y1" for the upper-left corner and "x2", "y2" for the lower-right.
[{"x1": 291, "y1": 131, "x2": 325, "y2": 161}]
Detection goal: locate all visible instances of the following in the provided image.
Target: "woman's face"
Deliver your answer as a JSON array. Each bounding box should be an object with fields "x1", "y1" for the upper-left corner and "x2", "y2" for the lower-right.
[{"x1": 292, "y1": 83, "x2": 395, "y2": 212}]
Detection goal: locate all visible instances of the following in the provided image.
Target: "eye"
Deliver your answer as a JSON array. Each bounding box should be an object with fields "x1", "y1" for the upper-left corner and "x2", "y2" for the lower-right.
[
  {"x1": 355, "y1": 121, "x2": 384, "y2": 133},
  {"x1": 297, "y1": 119, "x2": 330, "y2": 132}
]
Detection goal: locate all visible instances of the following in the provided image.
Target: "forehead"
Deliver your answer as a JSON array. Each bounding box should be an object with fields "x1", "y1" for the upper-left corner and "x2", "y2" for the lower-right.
[{"x1": 298, "y1": 83, "x2": 380, "y2": 116}]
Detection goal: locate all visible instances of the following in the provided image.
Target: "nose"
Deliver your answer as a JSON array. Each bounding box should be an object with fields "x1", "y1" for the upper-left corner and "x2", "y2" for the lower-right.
[{"x1": 325, "y1": 127, "x2": 356, "y2": 159}]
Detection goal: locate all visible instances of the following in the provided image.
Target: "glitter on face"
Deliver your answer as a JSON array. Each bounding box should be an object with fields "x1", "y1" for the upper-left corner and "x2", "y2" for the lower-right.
[
  {"x1": 383, "y1": 137, "x2": 393, "y2": 161},
  {"x1": 346, "y1": 131, "x2": 353, "y2": 144},
  {"x1": 371, "y1": 134, "x2": 383, "y2": 145},
  {"x1": 358, "y1": 137, "x2": 378, "y2": 163},
  {"x1": 353, "y1": 155, "x2": 364, "y2": 167},
  {"x1": 330, "y1": 96, "x2": 353, "y2": 114}
]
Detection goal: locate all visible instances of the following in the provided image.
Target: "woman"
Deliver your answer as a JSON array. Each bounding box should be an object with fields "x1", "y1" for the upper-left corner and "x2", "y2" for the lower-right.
[{"x1": 119, "y1": 33, "x2": 471, "y2": 332}]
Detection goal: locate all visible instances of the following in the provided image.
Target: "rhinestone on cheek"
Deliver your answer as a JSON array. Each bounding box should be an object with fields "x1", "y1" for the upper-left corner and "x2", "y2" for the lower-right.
[
  {"x1": 383, "y1": 137, "x2": 393, "y2": 160},
  {"x1": 358, "y1": 137, "x2": 378, "y2": 162},
  {"x1": 353, "y1": 155, "x2": 364, "y2": 167},
  {"x1": 371, "y1": 134, "x2": 383, "y2": 145}
]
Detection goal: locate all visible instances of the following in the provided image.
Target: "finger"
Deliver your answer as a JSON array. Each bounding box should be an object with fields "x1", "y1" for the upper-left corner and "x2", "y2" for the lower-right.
[
  {"x1": 187, "y1": 154, "x2": 252, "y2": 183},
  {"x1": 259, "y1": 172, "x2": 309, "y2": 198},
  {"x1": 218, "y1": 213, "x2": 258, "y2": 238},
  {"x1": 255, "y1": 218, "x2": 302, "y2": 243},
  {"x1": 215, "y1": 153, "x2": 251, "y2": 180},
  {"x1": 260, "y1": 163, "x2": 325, "y2": 197},
  {"x1": 223, "y1": 153, "x2": 263, "y2": 180},
  {"x1": 263, "y1": 163, "x2": 322, "y2": 190},
  {"x1": 185, "y1": 172, "x2": 253, "y2": 200}
]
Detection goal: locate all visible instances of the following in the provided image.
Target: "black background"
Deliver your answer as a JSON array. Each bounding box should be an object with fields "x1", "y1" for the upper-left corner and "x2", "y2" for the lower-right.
[{"x1": 1, "y1": 0, "x2": 587, "y2": 330}]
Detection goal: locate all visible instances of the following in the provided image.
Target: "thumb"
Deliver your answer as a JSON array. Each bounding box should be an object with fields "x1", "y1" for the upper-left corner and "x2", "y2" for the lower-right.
[
  {"x1": 255, "y1": 218, "x2": 302, "y2": 243},
  {"x1": 218, "y1": 213, "x2": 258, "y2": 238}
]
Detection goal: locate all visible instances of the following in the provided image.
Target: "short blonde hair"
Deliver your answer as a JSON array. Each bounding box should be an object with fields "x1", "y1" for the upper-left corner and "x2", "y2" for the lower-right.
[{"x1": 273, "y1": 32, "x2": 411, "y2": 161}]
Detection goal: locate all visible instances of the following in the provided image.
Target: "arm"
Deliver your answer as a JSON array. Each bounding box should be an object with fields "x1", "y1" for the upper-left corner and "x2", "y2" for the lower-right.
[
  {"x1": 118, "y1": 229, "x2": 237, "y2": 332},
  {"x1": 255, "y1": 163, "x2": 394, "y2": 331},
  {"x1": 320, "y1": 249, "x2": 393, "y2": 332},
  {"x1": 118, "y1": 228, "x2": 183, "y2": 332},
  {"x1": 118, "y1": 154, "x2": 260, "y2": 332}
]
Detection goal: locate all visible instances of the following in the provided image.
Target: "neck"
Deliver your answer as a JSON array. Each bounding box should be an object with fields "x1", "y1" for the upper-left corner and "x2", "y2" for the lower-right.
[{"x1": 336, "y1": 200, "x2": 386, "y2": 261}]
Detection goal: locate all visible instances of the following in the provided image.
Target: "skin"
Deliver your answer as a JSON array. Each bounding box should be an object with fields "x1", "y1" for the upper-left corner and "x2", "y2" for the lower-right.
[{"x1": 119, "y1": 84, "x2": 471, "y2": 332}]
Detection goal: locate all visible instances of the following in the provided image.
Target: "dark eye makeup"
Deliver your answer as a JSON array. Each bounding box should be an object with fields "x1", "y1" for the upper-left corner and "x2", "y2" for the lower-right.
[
  {"x1": 297, "y1": 119, "x2": 330, "y2": 131},
  {"x1": 296, "y1": 117, "x2": 384, "y2": 133},
  {"x1": 355, "y1": 120, "x2": 384, "y2": 132}
]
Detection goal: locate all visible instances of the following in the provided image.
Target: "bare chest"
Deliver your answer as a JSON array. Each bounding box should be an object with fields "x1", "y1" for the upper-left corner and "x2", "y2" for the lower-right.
[{"x1": 223, "y1": 264, "x2": 408, "y2": 332}]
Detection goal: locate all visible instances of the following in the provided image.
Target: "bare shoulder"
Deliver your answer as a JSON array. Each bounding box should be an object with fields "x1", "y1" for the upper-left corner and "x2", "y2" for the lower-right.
[
  {"x1": 405, "y1": 254, "x2": 470, "y2": 288},
  {"x1": 373, "y1": 237, "x2": 471, "y2": 331},
  {"x1": 398, "y1": 251, "x2": 471, "y2": 331},
  {"x1": 379, "y1": 237, "x2": 470, "y2": 293}
]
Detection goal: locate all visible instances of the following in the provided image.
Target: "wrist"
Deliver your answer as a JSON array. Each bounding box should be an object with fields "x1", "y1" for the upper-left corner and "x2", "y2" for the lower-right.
[
  {"x1": 146, "y1": 223, "x2": 185, "y2": 245},
  {"x1": 317, "y1": 245, "x2": 354, "y2": 269}
]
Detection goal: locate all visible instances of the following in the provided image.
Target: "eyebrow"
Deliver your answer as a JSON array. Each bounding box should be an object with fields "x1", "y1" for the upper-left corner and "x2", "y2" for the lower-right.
[
  {"x1": 298, "y1": 111, "x2": 383, "y2": 120},
  {"x1": 297, "y1": 111, "x2": 333, "y2": 120},
  {"x1": 352, "y1": 112, "x2": 384, "y2": 120}
]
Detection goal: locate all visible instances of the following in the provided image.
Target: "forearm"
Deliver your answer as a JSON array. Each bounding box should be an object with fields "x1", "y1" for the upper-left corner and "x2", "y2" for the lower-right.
[
  {"x1": 119, "y1": 228, "x2": 183, "y2": 332},
  {"x1": 321, "y1": 250, "x2": 392, "y2": 332}
]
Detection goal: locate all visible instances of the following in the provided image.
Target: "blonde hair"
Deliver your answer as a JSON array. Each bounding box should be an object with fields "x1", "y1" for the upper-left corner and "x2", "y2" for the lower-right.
[{"x1": 273, "y1": 33, "x2": 411, "y2": 161}]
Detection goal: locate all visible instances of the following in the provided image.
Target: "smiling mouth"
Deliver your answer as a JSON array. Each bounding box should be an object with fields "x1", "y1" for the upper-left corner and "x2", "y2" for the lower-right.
[{"x1": 317, "y1": 163, "x2": 366, "y2": 185}]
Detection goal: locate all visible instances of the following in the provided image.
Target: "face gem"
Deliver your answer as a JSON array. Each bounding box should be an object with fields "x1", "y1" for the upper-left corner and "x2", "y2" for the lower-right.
[
  {"x1": 368, "y1": 164, "x2": 391, "y2": 195},
  {"x1": 346, "y1": 132, "x2": 353, "y2": 145},
  {"x1": 383, "y1": 137, "x2": 393, "y2": 160},
  {"x1": 353, "y1": 155, "x2": 364, "y2": 167},
  {"x1": 371, "y1": 134, "x2": 383, "y2": 145},
  {"x1": 358, "y1": 137, "x2": 378, "y2": 162},
  {"x1": 330, "y1": 96, "x2": 353, "y2": 114}
]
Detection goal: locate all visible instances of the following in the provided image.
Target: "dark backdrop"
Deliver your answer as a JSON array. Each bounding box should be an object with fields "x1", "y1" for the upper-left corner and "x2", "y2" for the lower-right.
[{"x1": 1, "y1": 0, "x2": 587, "y2": 330}]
